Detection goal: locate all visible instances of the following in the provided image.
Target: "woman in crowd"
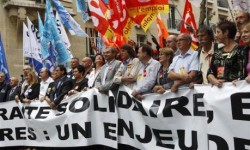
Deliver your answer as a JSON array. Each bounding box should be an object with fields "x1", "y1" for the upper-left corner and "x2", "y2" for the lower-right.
[
  {"x1": 240, "y1": 22, "x2": 250, "y2": 83},
  {"x1": 68, "y1": 65, "x2": 88, "y2": 95},
  {"x1": 113, "y1": 44, "x2": 140, "y2": 89},
  {"x1": 15, "y1": 71, "x2": 40, "y2": 103},
  {"x1": 87, "y1": 54, "x2": 105, "y2": 88},
  {"x1": 207, "y1": 20, "x2": 245, "y2": 87},
  {"x1": 153, "y1": 48, "x2": 174, "y2": 94}
]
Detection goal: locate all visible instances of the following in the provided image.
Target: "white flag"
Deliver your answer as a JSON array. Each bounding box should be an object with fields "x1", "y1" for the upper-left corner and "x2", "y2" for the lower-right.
[
  {"x1": 27, "y1": 17, "x2": 43, "y2": 63},
  {"x1": 23, "y1": 23, "x2": 32, "y2": 58},
  {"x1": 55, "y1": 11, "x2": 71, "y2": 49}
]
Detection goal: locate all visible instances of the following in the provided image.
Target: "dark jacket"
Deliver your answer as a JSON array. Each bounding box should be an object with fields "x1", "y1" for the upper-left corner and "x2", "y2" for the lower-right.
[
  {"x1": 50, "y1": 76, "x2": 73, "y2": 105},
  {"x1": 6, "y1": 86, "x2": 21, "y2": 102},
  {"x1": 0, "y1": 82, "x2": 11, "y2": 102},
  {"x1": 20, "y1": 83, "x2": 40, "y2": 102}
]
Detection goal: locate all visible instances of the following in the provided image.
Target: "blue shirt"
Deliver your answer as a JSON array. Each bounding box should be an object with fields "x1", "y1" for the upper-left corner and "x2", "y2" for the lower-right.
[{"x1": 134, "y1": 58, "x2": 161, "y2": 94}]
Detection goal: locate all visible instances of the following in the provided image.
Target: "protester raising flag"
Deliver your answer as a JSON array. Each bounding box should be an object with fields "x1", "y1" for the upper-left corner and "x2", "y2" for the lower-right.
[
  {"x1": 41, "y1": 0, "x2": 71, "y2": 67},
  {"x1": 180, "y1": 0, "x2": 199, "y2": 50},
  {"x1": 0, "y1": 34, "x2": 10, "y2": 81},
  {"x1": 156, "y1": 14, "x2": 169, "y2": 48},
  {"x1": 52, "y1": 0, "x2": 88, "y2": 37}
]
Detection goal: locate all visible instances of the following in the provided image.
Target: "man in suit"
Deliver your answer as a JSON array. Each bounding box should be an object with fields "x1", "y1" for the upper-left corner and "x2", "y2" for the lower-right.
[
  {"x1": 0, "y1": 72, "x2": 10, "y2": 102},
  {"x1": 95, "y1": 46, "x2": 121, "y2": 93},
  {"x1": 6, "y1": 77, "x2": 20, "y2": 102},
  {"x1": 48, "y1": 65, "x2": 73, "y2": 109}
]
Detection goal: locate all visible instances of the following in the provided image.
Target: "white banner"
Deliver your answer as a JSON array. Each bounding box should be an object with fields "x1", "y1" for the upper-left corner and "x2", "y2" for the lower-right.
[{"x1": 0, "y1": 82, "x2": 250, "y2": 149}]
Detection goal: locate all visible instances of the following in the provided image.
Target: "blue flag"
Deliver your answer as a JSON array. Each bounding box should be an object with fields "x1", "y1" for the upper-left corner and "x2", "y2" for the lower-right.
[
  {"x1": 38, "y1": 12, "x2": 56, "y2": 72},
  {"x1": 41, "y1": 0, "x2": 71, "y2": 66},
  {"x1": 75, "y1": 0, "x2": 90, "y2": 23},
  {"x1": 0, "y1": 34, "x2": 10, "y2": 81},
  {"x1": 52, "y1": 0, "x2": 88, "y2": 37}
]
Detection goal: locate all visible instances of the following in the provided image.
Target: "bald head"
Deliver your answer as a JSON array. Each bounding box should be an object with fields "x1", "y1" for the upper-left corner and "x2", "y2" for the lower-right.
[
  {"x1": 165, "y1": 35, "x2": 177, "y2": 51},
  {"x1": 10, "y1": 77, "x2": 19, "y2": 87},
  {"x1": 82, "y1": 57, "x2": 93, "y2": 69}
]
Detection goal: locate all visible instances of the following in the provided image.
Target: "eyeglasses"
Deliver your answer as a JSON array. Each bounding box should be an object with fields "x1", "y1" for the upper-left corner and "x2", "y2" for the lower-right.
[{"x1": 176, "y1": 39, "x2": 187, "y2": 42}]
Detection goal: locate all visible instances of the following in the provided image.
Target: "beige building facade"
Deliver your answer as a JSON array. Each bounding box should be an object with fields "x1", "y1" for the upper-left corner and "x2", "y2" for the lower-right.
[{"x1": 0, "y1": 0, "x2": 233, "y2": 78}]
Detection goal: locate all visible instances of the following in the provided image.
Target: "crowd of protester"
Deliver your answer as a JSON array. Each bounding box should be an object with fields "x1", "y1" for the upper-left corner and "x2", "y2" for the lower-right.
[
  {"x1": 1, "y1": 13, "x2": 250, "y2": 104},
  {"x1": 1, "y1": 11, "x2": 250, "y2": 150}
]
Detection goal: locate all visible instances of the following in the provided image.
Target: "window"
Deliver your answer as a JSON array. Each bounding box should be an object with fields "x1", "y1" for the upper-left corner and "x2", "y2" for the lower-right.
[
  {"x1": 167, "y1": 5, "x2": 180, "y2": 31},
  {"x1": 137, "y1": 34, "x2": 146, "y2": 47},
  {"x1": 85, "y1": 28, "x2": 98, "y2": 56}
]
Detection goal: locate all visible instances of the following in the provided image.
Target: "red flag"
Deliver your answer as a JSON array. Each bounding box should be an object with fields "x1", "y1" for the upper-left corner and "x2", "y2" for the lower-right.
[
  {"x1": 180, "y1": 0, "x2": 198, "y2": 49},
  {"x1": 156, "y1": 14, "x2": 169, "y2": 47},
  {"x1": 113, "y1": 33, "x2": 127, "y2": 48},
  {"x1": 108, "y1": 0, "x2": 134, "y2": 39},
  {"x1": 88, "y1": 0, "x2": 114, "y2": 40},
  {"x1": 125, "y1": 0, "x2": 169, "y2": 16}
]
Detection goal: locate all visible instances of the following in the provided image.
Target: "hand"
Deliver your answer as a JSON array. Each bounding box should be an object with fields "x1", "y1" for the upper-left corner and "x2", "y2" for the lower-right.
[
  {"x1": 153, "y1": 85, "x2": 165, "y2": 94},
  {"x1": 171, "y1": 80, "x2": 182, "y2": 93},
  {"x1": 15, "y1": 95, "x2": 20, "y2": 103},
  {"x1": 232, "y1": 78, "x2": 240, "y2": 86},
  {"x1": 49, "y1": 102, "x2": 57, "y2": 110},
  {"x1": 23, "y1": 98, "x2": 31, "y2": 104},
  {"x1": 135, "y1": 94, "x2": 144, "y2": 100},
  {"x1": 245, "y1": 76, "x2": 250, "y2": 83},
  {"x1": 189, "y1": 82, "x2": 195, "y2": 89},
  {"x1": 40, "y1": 96, "x2": 45, "y2": 102},
  {"x1": 171, "y1": 84, "x2": 178, "y2": 93},
  {"x1": 131, "y1": 90, "x2": 138, "y2": 97},
  {"x1": 212, "y1": 79, "x2": 224, "y2": 88}
]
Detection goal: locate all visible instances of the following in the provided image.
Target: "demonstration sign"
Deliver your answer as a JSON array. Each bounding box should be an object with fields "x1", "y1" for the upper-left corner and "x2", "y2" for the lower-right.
[{"x1": 0, "y1": 81, "x2": 250, "y2": 150}]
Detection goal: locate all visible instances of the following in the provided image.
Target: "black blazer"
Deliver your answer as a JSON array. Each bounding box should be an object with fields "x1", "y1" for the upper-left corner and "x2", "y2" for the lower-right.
[
  {"x1": 20, "y1": 83, "x2": 40, "y2": 102},
  {"x1": 0, "y1": 82, "x2": 10, "y2": 102},
  {"x1": 6, "y1": 86, "x2": 21, "y2": 102},
  {"x1": 50, "y1": 76, "x2": 73, "y2": 105}
]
